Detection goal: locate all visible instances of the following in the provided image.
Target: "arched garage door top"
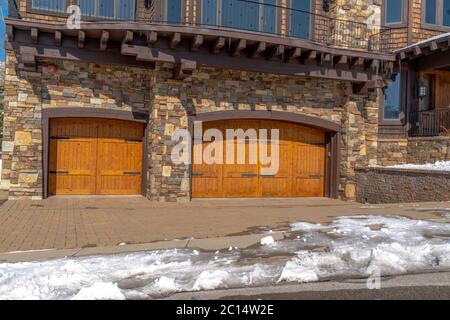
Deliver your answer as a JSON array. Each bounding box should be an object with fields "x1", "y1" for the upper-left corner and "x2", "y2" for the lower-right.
[{"x1": 189, "y1": 110, "x2": 341, "y2": 133}]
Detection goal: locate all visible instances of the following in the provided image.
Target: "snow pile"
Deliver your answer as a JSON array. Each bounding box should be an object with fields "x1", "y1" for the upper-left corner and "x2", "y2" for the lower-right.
[
  {"x1": 385, "y1": 160, "x2": 450, "y2": 171},
  {"x1": 260, "y1": 236, "x2": 275, "y2": 246},
  {"x1": 0, "y1": 215, "x2": 449, "y2": 300}
]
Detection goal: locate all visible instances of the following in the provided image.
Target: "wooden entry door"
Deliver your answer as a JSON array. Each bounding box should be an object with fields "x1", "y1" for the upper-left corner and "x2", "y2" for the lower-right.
[
  {"x1": 191, "y1": 120, "x2": 326, "y2": 198},
  {"x1": 49, "y1": 118, "x2": 144, "y2": 196}
]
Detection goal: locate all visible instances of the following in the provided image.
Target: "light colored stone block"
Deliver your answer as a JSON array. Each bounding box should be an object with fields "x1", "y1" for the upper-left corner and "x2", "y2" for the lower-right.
[
  {"x1": 162, "y1": 166, "x2": 172, "y2": 177},
  {"x1": 14, "y1": 132, "x2": 32, "y2": 146},
  {"x1": 2, "y1": 141, "x2": 14, "y2": 152}
]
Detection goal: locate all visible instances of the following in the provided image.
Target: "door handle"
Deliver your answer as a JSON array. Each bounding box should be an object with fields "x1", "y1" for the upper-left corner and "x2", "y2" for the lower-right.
[
  {"x1": 123, "y1": 171, "x2": 141, "y2": 175},
  {"x1": 309, "y1": 174, "x2": 323, "y2": 179},
  {"x1": 49, "y1": 171, "x2": 69, "y2": 174},
  {"x1": 50, "y1": 136, "x2": 70, "y2": 140},
  {"x1": 241, "y1": 173, "x2": 258, "y2": 177},
  {"x1": 260, "y1": 174, "x2": 275, "y2": 177}
]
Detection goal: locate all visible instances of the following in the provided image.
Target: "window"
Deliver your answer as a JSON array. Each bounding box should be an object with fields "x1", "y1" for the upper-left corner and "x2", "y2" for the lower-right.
[
  {"x1": 425, "y1": 0, "x2": 437, "y2": 24},
  {"x1": 201, "y1": 0, "x2": 277, "y2": 34},
  {"x1": 166, "y1": 0, "x2": 182, "y2": 24},
  {"x1": 79, "y1": 0, "x2": 135, "y2": 20},
  {"x1": 31, "y1": 0, "x2": 66, "y2": 12},
  {"x1": 289, "y1": 0, "x2": 311, "y2": 39},
  {"x1": 423, "y1": 0, "x2": 450, "y2": 28},
  {"x1": 221, "y1": 0, "x2": 260, "y2": 32},
  {"x1": 383, "y1": 73, "x2": 402, "y2": 120},
  {"x1": 385, "y1": 0, "x2": 403, "y2": 24}
]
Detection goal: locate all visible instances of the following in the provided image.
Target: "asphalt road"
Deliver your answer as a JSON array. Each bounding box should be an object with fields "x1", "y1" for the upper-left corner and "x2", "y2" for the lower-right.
[{"x1": 165, "y1": 271, "x2": 450, "y2": 300}]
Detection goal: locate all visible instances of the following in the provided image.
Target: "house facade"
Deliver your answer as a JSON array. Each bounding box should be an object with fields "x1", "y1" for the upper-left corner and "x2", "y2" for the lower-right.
[{"x1": 1, "y1": 0, "x2": 448, "y2": 201}]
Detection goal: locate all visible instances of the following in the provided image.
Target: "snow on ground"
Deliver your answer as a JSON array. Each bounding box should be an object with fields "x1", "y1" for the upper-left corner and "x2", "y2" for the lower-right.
[
  {"x1": 386, "y1": 160, "x2": 450, "y2": 171},
  {"x1": 0, "y1": 215, "x2": 449, "y2": 300}
]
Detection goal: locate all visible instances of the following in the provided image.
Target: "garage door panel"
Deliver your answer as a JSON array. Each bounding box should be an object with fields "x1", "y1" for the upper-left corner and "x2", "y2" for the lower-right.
[
  {"x1": 192, "y1": 120, "x2": 327, "y2": 198},
  {"x1": 49, "y1": 118, "x2": 143, "y2": 196}
]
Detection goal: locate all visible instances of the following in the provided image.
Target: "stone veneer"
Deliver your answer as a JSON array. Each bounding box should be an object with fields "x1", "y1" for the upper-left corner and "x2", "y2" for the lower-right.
[
  {"x1": 378, "y1": 136, "x2": 450, "y2": 166},
  {"x1": 1, "y1": 47, "x2": 381, "y2": 201},
  {"x1": 356, "y1": 167, "x2": 450, "y2": 203}
]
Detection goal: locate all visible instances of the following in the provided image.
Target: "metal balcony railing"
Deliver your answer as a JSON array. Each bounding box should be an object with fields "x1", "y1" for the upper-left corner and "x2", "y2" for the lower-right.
[
  {"x1": 409, "y1": 109, "x2": 450, "y2": 137},
  {"x1": 10, "y1": 0, "x2": 394, "y2": 53}
]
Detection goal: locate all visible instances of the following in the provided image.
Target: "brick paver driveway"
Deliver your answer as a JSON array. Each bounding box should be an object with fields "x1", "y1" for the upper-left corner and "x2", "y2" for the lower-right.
[{"x1": 0, "y1": 197, "x2": 447, "y2": 253}]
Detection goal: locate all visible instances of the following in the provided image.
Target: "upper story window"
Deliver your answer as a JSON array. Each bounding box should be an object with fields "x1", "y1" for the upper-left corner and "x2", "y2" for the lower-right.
[
  {"x1": 289, "y1": 0, "x2": 311, "y2": 39},
  {"x1": 30, "y1": 0, "x2": 136, "y2": 20},
  {"x1": 383, "y1": 73, "x2": 402, "y2": 120},
  {"x1": 79, "y1": 0, "x2": 136, "y2": 20},
  {"x1": 31, "y1": 0, "x2": 66, "y2": 12},
  {"x1": 385, "y1": 0, "x2": 404, "y2": 24},
  {"x1": 201, "y1": 0, "x2": 278, "y2": 34},
  {"x1": 424, "y1": 0, "x2": 450, "y2": 27}
]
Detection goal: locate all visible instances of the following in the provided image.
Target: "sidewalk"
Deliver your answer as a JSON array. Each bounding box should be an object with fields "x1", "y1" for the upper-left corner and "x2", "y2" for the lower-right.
[{"x1": 0, "y1": 196, "x2": 448, "y2": 261}]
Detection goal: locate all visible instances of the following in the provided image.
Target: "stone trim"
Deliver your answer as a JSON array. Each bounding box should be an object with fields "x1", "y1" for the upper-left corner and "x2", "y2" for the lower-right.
[{"x1": 41, "y1": 108, "x2": 149, "y2": 199}]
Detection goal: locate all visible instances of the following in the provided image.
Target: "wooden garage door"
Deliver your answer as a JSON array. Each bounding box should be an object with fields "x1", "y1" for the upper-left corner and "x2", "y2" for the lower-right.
[
  {"x1": 192, "y1": 120, "x2": 326, "y2": 198},
  {"x1": 49, "y1": 118, "x2": 144, "y2": 196}
]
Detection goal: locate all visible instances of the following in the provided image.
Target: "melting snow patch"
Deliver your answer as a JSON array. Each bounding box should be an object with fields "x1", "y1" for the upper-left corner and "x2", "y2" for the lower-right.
[
  {"x1": 0, "y1": 215, "x2": 449, "y2": 299},
  {"x1": 260, "y1": 236, "x2": 275, "y2": 246},
  {"x1": 386, "y1": 160, "x2": 450, "y2": 171},
  {"x1": 72, "y1": 282, "x2": 125, "y2": 300}
]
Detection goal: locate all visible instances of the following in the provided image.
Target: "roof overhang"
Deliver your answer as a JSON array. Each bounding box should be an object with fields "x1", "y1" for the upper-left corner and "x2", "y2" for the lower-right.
[{"x1": 6, "y1": 18, "x2": 395, "y2": 90}]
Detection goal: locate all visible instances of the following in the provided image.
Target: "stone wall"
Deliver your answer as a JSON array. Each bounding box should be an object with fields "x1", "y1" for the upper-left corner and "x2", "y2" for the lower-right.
[
  {"x1": 0, "y1": 50, "x2": 153, "y2": 199},
  {"x1": 1, "y1": 47, "x2": 380, "y2": 201},
  {"x1": 377, "y1": 136, "x2": 450, "y2": 166},
  {"x1": 149, "y1": 64, "x2": 379, "y2": 201},
  {"x1": 356, "y1": 167, "x2": 450, "y2": 203}
]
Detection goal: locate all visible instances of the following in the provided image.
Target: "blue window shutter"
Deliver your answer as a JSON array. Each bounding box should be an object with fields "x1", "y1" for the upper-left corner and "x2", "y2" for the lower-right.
[
  {"x1": 202, "y1": 0, "x2": 217, "y2": 26},
  {"x1": 221, "y1": 0, "x2": 259, "y2": 32},
  {"x1": 32, "y1": 0, "x2": 66, "y2": 12},
  {"x1": 167, "y1": 0, "x2": 182, "y2": 24},
  {"x1": 290, "y1": 0, "x2": 311, "y2": 39},
  {"x1": 262, "y1": 0, "x2": 277, "y2": 34}
]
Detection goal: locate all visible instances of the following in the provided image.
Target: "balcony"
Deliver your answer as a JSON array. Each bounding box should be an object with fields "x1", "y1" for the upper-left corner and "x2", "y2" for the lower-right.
[
  {"x1": 409, "y1": 109, "x2": 450, "y2": 137},
  {"x1": 10, "y1": 0, "x2": 394, "y2": 53}
]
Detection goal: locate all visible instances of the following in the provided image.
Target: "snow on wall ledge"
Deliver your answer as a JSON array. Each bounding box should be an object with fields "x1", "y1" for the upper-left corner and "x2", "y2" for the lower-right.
[{"x1": 356, "y1": 164, "x2": 450, "y2": 204}]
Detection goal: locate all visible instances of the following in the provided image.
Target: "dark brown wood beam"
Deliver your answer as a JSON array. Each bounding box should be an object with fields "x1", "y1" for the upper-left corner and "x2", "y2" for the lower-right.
[
  {"x1": 414, "y1": 46, "x2": 422, "y2": 56},
  {"x1": 231, "y1": 39, "x2": 246, "y2": 56},
  {"x1": 285, "y1": 47, "x2": 301, "y2": 62},
  {"x1": 267, "y1": 44, "x2": 284, "y2": 60},
  {"x1": 430, "y1": 41, "x2": 438, "y2": 51},
  {"x1": 333, "y1": 55, "x2": 347, "y2": 67},
  {"x1": 6, "y1": 25, "x2": 14, "y2": 41},
  {"x1": 191, "y1": 34, "x2": 203, "y2": 52},
  {"x1": 100, "y1": 30, "x2": 109, "y2": 51},
  {"x1": 173, "y1": 59, "x2": 197, "y2": 79},
  {"x1": 249, "y1": 41, "x2": 266, "y2": 58},
  {"x1": 212, "y1": 37, "x2": 225, "y2": 53},
  {"x1": 19, "y1": 46, "x2": 36, "y2": 68},
  {"x1": 300, "y1": 50, "x2": 317, "y2": 64},
  {"x1": 78, "y1": 30, "x2": 85, "y2": 49},
  {"x1": 170, "y1": 32, "x2": 181, "y2": 49},
  {"x1": 121, "y1": 44, "x2": 382, "y2": 83},
  {"x1": 147, "y1": 31, "x2": 157, "y2": 46},
  {"x1": 54, "y1": 31, "x2": 62, "y2": 46},
  {"x1": 31, "y1": 28, "x2": 38, "y2": 44},
  {"x1": 122, "y1": 30, "x2": 133, "y2": 44}
]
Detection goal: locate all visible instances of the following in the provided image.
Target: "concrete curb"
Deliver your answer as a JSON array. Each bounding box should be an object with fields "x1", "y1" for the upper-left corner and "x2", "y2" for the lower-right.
[{"x1": 0, "y1": 231, "x2": 287, "y2": 263}]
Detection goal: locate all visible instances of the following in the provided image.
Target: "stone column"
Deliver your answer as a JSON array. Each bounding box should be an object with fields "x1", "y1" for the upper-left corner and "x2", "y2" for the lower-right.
[
  {"x1": 1, "y1": 51, "x2": 43, "y2": 200},
  {"x1": 148, "y1": 64, "x2": 190, "y2": 202}
]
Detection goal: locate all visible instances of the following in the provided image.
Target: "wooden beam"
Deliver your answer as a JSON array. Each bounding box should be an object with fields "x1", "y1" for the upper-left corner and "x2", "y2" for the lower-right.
[
  {"x1": 399, "y1": 51, "x2": 407, "y2": 60},
  {"x1": 333, "y1": 55, "x2": 347, "y2": 67},
  {"x1": 19, "y1": 47, "x2": 36, "y2": 68},
  {"x1": 31, "y1": 28, "x2": 38, "y2": 44},
  {"x1": 231, "y1": 39, "x2": 246, "y2": 56},
  {"x1": 285, "y1": 47, "x2": 301, "y2": 62},
  {"x1": 120, "y1": 44, "x2": 382, "y2": 83},
  {"x1": 349, "y1": 57, "x2": 362, "y2": 68},
  {"x1": 319, "y1": 53, "x2": 332, "y2": 66},
  {"x1": 212, "y1": 37, "x2": 225, "y2": 53},
  {"x1": 100, "y1": 30, "x2": 109, "y2": 51},
  {"x1": 6, "y1": 25, "x2": 14, "y2": 42},
  {"x1": 78, "y1": 30, "x2": 85, "y2": 49},
  {"x1": 147, "y1": 31, "x2": 157, "y2": 46},
  {"x1": 54, "y1": 31, "x2": 62, "y2": 46},
  {"x1": 249, "y1": 41, "x2": 266, "y2": 58},
  {"x1": 122, "y1": 30, "x2": 133, "y2": 44},
  {"x1": 173, "y1": 59, "x2": 197, "y2": 79},
  {"x1": 414, "y1": 46, "x2": 422, "y2": 56},
  {"x1": 267, "y1": 44, "x2": 284, "y2": 60},
  {"x1": 170, "y1": 32, "x2": 181, "y2": 49},
  {"x1": 430, "y1": 41, "x2": 438, "y2": 51},
  {"x1": 191, "y1": 34, "x2": 203, "y2": 52},
  {"x1": 300, "y1": 50, "x2": 316, "y2": 64}
]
